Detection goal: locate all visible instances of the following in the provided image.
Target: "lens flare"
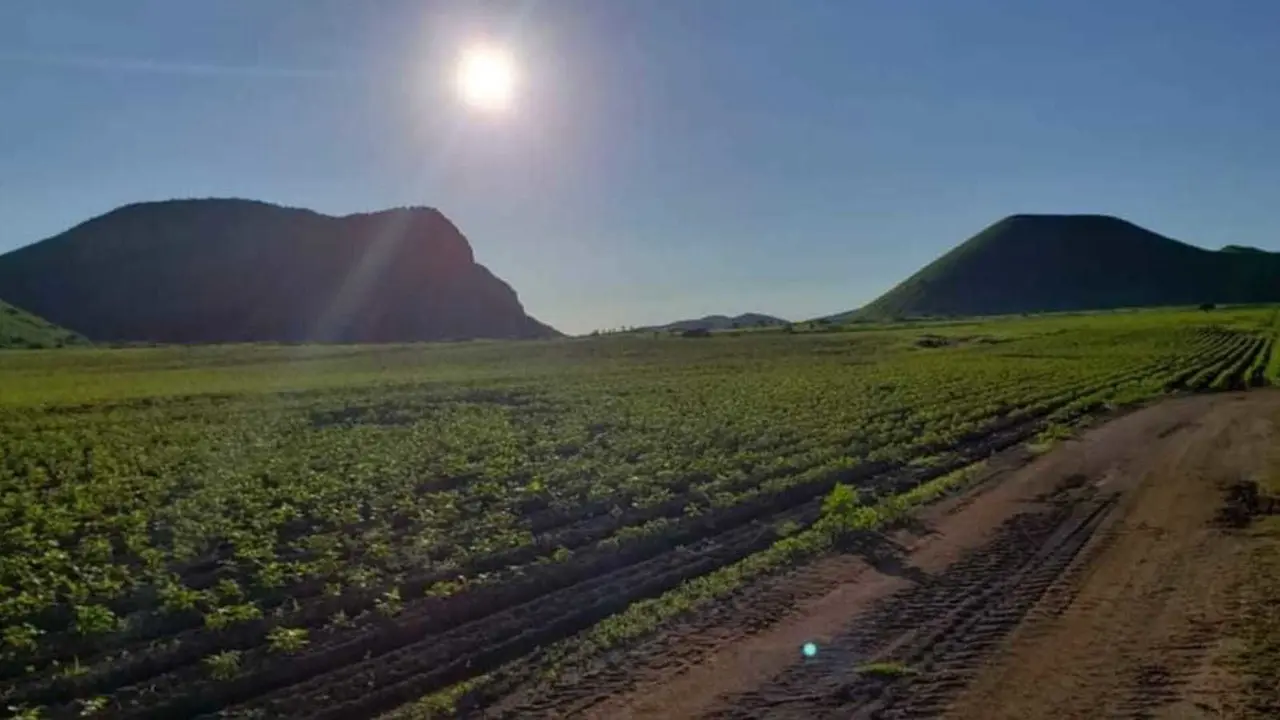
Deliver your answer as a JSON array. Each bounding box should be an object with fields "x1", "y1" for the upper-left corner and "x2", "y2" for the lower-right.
[{"x1": 802, "y1": 642, "x2": 818, "y2": 658}]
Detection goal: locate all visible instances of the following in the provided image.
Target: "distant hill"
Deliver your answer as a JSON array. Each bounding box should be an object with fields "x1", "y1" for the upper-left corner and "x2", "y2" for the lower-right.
[
  {"x1": 853, "y1": 214, "x2": 1280, "y2": 319},
  {"x1": 0, "y1": 199, "x2": 559, "y2": 343},
  {"x1": 650, "y1": 313, "x2": 789, "y2": 332},
  {"x1": 0, "y1": 298, "x2": 85, "y2": 349}
]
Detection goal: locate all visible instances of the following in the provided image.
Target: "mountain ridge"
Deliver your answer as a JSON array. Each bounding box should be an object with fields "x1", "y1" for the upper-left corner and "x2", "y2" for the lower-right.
[{"x1": 0, "y1": 198, "x2": 559, "y2": 343}]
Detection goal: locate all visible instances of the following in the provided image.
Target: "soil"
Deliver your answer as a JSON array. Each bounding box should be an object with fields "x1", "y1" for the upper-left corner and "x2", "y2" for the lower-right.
[{"x1": 489, "y1": 391, "x2": 1280, "y2": 719}]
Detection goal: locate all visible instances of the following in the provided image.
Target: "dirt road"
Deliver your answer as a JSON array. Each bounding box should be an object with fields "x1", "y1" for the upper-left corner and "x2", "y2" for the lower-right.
[{"x1": 493, "y1": 392, "x2": 1280, "y2": 718}]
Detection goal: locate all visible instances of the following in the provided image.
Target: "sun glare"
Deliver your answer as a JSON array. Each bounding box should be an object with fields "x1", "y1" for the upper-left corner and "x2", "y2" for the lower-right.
[{"x1": 456, "y1": 44, "x2": 516, "y2": 113}]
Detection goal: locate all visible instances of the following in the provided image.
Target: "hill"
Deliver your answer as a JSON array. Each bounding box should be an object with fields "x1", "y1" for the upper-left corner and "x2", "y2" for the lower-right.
[
  {"x1": 0, "y1": 199, "x2": 558, "y2": 343},
  {"x1": 650, "y1": 313, "x2": 789, "y2": 332},
  {"x1": 854, "y1": 214, "x2": 1280, "y2": 319},
  {"x1": 0, "y1": 298, "x2": 86, "y2": 348}
]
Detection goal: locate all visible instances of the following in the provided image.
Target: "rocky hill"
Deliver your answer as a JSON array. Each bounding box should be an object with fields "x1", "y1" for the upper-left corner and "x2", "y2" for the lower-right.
[{"x1": 0, "y1": 199, "x2": 559, "y2": 343}]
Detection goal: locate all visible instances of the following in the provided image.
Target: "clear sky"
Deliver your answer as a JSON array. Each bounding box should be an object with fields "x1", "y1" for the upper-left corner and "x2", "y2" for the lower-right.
[{"x1": 3, "y1": 0, "x2": 1280, "y2": 334}]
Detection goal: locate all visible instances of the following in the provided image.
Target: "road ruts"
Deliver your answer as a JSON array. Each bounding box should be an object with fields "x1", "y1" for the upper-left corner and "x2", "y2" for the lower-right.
[{"x1": 701, "y1": 476, "x2": 1116, "y2": 720}]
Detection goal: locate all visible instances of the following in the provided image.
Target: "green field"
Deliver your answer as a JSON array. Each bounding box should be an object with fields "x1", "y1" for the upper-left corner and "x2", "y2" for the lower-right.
[{"x1": 1, "y1": 307, "x2": 1277, "y2": 718}]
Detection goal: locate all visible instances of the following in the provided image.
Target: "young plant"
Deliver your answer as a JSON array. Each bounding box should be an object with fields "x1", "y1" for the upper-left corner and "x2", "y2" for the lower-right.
[
  {"x1": 212, "y1": 578, "x2": 245, "y2": 603},
  {"x1": 204, "y1": 603, "x2": 262, "y2": 630},
  {"x1": 158, "y1": 579, "x2": 204, "y2": 614},
  {"x1": 818, "y1": 483, "x2": 878, "y2": 536},
  {"x1": 326, "y1": 610, "x2": 353, "y2": 630},
  {"x1": 266, "y1": 626, "x2": 309, "y2": 654},
  {"x1": 77, "y1": 696, "x2": 109, "y2": 716},
  {"x1": 375, "y1": 588, "x2": 403, "y2": 617},
  {"x1": 855, "y1": 661, "x2": 917, "y2": 678},
  {"x1": 203, "y1": 650, "x2": 243, "y2": 680},
  {"x1": 73, "y1": 605, "x2": 119, "y2": 636},
  {"x1": 54, "y1": 656, "x2": 87, "y2": 678},
  {"x1": 3, "y1": 623, "x2": 44, "y2": 652}
]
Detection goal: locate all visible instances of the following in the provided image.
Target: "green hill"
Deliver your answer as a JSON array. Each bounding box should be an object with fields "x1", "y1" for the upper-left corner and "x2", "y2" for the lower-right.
[
  {"x1": 0, "y1": 199, "x2": 559, "y2": 343},
  {"x1": 650, "y1": 313, "x2": 789, "y2": 332},
  {"x1": 855, "y1": 214, "x2": 1280, "y2": 319},
  {"x1": 0, "y1": 298, "x2": 85, "y2": 348}
]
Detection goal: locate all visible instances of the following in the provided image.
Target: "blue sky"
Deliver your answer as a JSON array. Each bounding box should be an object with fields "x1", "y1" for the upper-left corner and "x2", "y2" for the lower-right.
[{"x1": 3, "y1": 0, "x2": 1280, "y2": 334}]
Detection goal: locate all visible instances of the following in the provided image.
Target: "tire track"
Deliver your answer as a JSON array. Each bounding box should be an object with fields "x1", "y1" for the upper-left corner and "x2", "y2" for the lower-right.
[
  {"x1": 942, "y1": 390, "x2": 1278, "y2": 720},
  {"x1": 701, "y1": 479, "x2": 1116, "y2": 720}
]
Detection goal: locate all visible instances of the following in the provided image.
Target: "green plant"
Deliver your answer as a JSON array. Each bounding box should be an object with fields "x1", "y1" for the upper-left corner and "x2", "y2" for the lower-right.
[
  {"x1": 326, "y1": 610, "x2": 353, "y2": 630},
  {"x1": 773, "y1": 519, "x2": 802, "y2": 538},
  {"x1": 425, "y1": 579, "x2": 463, "y2": 598},
  {"x1": 1029, "y1": 422, "x2": 1075, "y2": 454},
  {"x1": 3, "y1": 623, "x2": 44, "y2": 652},
  {"x1": 213, "y1": 578, "x2": 244, "y2": 603},
  {"x1": 158, "y1": 579, "x2": 204, "y2": 614},
  {"x1": 204, "y1": 603, "x2": 262, "y2": 630},
  {"x1": 266, "y1": 626, "x2": 309, "y2": 654},
  {"x1": 203, "y1": 650, "x2": 243, "y2": 680},
  {"x1": 819, "y1": 483, "x2": 878, "y2": 536},
  {"x1": 375, "y1": 588, "x2": 403, "y2": 617},
  {"x1": 77, "y1": 696, "x2": 109, "y2": 716},
  {"x1": 72, "y1": 605, "x2": 119, "y2": 636},
  {"x1": 54, "y1": 656, "x2": 87, "y2": 678},
  {"x1": 855, "y1": 661, "x2": 917, "y2": 678}
]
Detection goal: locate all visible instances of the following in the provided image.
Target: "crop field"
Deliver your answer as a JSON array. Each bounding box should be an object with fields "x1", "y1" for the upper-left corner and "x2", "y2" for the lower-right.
[{"x1": 1, "y1": 307, "x2": 1278, "y2": 719}]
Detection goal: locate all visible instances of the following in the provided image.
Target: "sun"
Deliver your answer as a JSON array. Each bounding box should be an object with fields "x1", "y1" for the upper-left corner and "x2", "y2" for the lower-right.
[{"x1": 456, "y1": 44, "x2": 516, "y2": 113}]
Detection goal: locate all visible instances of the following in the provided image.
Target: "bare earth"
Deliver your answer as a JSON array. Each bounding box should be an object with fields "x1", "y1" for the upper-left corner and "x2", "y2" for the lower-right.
[{"x1": 489, "y1": 391, "x2": 1280, "y2": 719}]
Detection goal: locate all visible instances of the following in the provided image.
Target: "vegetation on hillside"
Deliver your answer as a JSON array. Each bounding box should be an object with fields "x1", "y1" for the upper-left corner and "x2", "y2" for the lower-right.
[
  {"x1": 0, "y1": 307, "x2": 1274, "y2": 718},
  {"x1": 0, "y1": 298, "x2": 85, "y2": 349},
  {"x1": 854, "y1": 214, "x2": 1280, "y2": 319},
  {"x1": 0, "y1": 198, "x2": 558, "y2": 344},
  {"x1": 645, "y1": 313, "x2": 789, "y2": 332}
]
